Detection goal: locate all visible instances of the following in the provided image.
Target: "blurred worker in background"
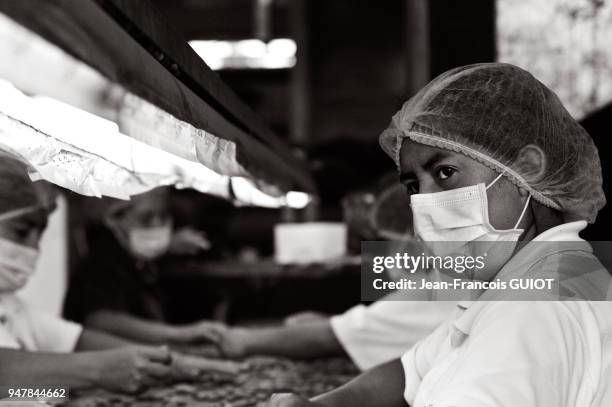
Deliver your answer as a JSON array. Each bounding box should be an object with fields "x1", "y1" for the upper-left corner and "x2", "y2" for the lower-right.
[
  {"x1": 0, "y1": 153, "x2": 231, "y2": 394},
  {"x1": 199, "y1": 176, "x2": 456, "y2": 371},
  {"x1": 64, "y1": 187, "x2": 222, "y2": 346}
]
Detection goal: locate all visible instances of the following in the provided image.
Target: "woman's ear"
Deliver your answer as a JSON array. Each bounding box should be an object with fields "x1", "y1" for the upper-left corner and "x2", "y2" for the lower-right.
[{"x1": 514, "y1": 144, "x2": 546, "y2": 182}]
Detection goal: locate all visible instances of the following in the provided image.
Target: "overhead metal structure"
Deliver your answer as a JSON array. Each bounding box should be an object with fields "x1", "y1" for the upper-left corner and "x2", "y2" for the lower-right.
[{"x1": 0, "y1": 0, "x2": 315, "y2": 195}]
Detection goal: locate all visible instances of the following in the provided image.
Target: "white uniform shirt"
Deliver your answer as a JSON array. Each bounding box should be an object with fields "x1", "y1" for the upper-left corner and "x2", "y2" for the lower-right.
[
  {"x1": 401, "y1": 221, "x2": 612, "y2": 407},
  {"x1": 330, "y1": 291, "x2": 457, "y2": 370},
  {"x1": 0, "y1": 295, "x2": 82, "y2": 352}
]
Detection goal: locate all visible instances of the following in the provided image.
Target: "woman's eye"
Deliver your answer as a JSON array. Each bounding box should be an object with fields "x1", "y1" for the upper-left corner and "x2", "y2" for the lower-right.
[{"x1": 436, "y1": 167, "x2": 456, "y2": 180}]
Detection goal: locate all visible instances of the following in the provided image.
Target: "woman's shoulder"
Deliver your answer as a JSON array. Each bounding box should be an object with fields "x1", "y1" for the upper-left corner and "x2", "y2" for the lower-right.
[{"x1": 525, "y1": 247, "x2": 611, "y2": 301}]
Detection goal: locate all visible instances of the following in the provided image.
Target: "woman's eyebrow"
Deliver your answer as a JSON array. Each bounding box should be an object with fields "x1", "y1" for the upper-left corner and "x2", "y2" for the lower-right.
[
  {"x1": 399, "y1": 151, "x2": 450, "y2": 182},
  {"x1": 422, "y1": 152, "x2": 449, "y2": 171}
]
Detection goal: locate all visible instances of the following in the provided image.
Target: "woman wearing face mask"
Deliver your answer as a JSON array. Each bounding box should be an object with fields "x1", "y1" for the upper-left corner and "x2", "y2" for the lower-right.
[
  {"x1": 265, "y1": 63, "x2": 612, "y2": 407},
  {"x1": 0, "y1": 154, "x2": 188, "y2": 393},
  {"x1": 64, "y1": 188, "x2": 220, "y2": 346}
]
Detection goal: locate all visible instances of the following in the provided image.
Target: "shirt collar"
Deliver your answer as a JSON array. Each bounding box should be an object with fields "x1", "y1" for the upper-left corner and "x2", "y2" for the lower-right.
[
  {"x1": 531, "y1": 220, "x2": 587, "y2": 242},
  {"x1": 494, "y1": 220, "x2": 591, "y2": 284},
  {"x1": 450, "y1": 221, "x2": 589, "y2": 341}
]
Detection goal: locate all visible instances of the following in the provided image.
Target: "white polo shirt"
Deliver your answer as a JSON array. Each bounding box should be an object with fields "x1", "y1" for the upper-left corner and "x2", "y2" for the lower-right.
[
  {"x1": 401, "y1": 221, "x2": 612, "y2": 407},
  {"x1": 330, "y1": 293, "x2": 457, "y2": 370},
  {"x1": 0, "y1": 294, "x2": 82, "y2": 352}
]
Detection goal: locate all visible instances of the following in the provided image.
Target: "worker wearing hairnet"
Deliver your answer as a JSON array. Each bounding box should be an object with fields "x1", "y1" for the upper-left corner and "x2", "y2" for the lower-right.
[
  {"x1": 266, "y1": 63, "x2": 612, "y2": 407},
  {"x1": 0, "y1": 153, "x2": 236, "y2": 393}
]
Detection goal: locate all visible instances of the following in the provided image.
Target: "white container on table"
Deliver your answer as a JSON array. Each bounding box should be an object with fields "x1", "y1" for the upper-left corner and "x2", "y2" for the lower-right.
[{"x1": 274, "y1": 222, "x2": 347, "y2": 265}]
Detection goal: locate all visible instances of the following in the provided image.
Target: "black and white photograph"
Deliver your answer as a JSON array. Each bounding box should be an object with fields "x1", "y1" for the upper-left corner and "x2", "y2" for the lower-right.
[{"x1": 0, "y1": 0, "x2": 610, "y2": 406}]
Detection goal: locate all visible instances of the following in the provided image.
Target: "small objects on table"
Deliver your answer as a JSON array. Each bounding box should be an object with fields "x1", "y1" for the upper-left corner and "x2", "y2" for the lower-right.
[{"x1": 63, "y1": 356, "x2": 358, "y2": 407}]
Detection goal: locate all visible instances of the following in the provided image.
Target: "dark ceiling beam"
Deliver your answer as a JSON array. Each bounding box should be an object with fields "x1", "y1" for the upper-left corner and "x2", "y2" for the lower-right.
[
  {"x1": 0, "y1": 0, "x2": 315, "y2": 193},
  {"x1": 150, "y1": 0, "x2": 290, "y2": 40}
]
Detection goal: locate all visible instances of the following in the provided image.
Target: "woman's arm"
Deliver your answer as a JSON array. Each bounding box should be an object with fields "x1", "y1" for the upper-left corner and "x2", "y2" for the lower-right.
[
  {"x1": 86, "y1": 312, "x2": 345, "y2": 358},
  {"x1": 267, "y1": 359, "x2": 408, "y2": 407},
  {"x1": 218, "y1": 321, "x2": 346, "y2": 359},
  {"x1": 0, "y1": 346, "x2": 173, "y2": 393},
  {"x1": 74, "y1": 328, "x2": 134, "y2": 350},
  {"x1": 0, "y1": 349, "x2": 97, "y2": 388},
  {"x1": 313, "y1": 359, "x2": 407, "y2": 406},
  {"x1": 84, "y1": 310, "x2": 201, "y2": 345}
]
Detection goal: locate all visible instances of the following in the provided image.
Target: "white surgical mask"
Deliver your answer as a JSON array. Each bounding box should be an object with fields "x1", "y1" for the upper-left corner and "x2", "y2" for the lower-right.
[
  {"x1": 410, "y1": 173, "x2": 531, "y2": 279},
  {"x1": 128, "y1": 224, "x2": 172, "y2": 260},
  {"x1": 0, "y1": 237, "x2": 39, "y2": 292}
]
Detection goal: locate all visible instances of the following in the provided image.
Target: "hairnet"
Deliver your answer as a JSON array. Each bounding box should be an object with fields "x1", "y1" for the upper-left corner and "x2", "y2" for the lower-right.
[
  {"x1": 0, "y1": 152, "x2": 56, "y2": 217},
  {"x1": 379, "y1": 63, "x2": 605, "y2": 224}
]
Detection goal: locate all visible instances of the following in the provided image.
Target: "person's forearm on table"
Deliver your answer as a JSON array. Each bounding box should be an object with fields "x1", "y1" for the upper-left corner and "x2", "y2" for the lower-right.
[
  {"x1": 74, "y1": 328, "x2": 134, "y2": 350},
  {"x1": 241, "y1": 321, "x2": 346, "y2": 358},
  {"x1": 85, "y1": 311, "x2": 190, "y2": 345},
  {"x1": 312, "y1": 359, "x2": 408, "y2": 407},
  {"x1": 0, "y1": 349, "x2": 99, "y2": 389}
]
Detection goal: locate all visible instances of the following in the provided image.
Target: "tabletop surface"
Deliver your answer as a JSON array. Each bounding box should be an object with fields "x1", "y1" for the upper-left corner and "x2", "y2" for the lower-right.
[
  {"x1": 64, "y1": 356, "x2": 359, "y2": 407},
  {"x1": 168, "y1": 257, "x2": 362, "y2": 279}
]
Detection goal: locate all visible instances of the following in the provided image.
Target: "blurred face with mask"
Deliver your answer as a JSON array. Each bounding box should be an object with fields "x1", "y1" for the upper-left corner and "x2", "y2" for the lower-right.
[
  {"x1": 0, "y1": 156, "x2": 55, "y2": 293},
  {"x1": 105, "y1": 189, "x2": 173, "y2": 261},
  {"x1": 0, "y1": 209, "x2": 47, "y2": 293}
]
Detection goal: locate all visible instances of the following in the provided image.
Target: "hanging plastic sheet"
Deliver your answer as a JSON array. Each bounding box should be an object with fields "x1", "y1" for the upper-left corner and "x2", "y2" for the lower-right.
[
  {"x1": 0, "y1": 11, "x2": 312, "y2": 205},
  {"x1": 0, "y1": 1, "x2": 315, "y2": 195},
  {"x1": 0, "y1": 81, "x2": 230, "y2": 200}
]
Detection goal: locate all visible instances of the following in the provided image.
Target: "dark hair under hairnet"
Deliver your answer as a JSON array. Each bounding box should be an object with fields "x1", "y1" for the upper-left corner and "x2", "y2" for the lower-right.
[
  {"x1": 379, "y1": 63, "x2": 605, "y2": 223},
  {"x1": 0, "y1": 152, "x2": 56, "y2": 216}
]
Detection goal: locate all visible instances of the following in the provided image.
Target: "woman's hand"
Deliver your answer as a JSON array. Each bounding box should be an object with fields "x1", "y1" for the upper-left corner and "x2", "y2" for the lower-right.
[
  {"x1": 89, "y1": 346, "x2": 172, "y2": 393},
  {"x1": 178, "y1": 322, "x2": 250, "y2": 358},
  {"x1": 214, "y1": 326, "x2": 252, "y2": 358},
  {"x1": 198, "y1": 324, "x2": 250, "y2": 358},
  {"x1": 177, "y1": 320, "x2": 226, "y2": 344},
  {"x1": 168, "y1": 227, "x2": 211, "y2": 255},
  {"x1": 168, "y1": 352, "x2": 242, "y2": 381},
  {"x1": 267, "y1": 393, "x2": 321, "y2": 407}
]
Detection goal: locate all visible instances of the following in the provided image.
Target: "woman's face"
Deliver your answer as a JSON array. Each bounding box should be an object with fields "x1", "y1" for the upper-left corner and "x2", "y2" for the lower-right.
[
  {"x1": 112, "y1": 192, "x2": 171, "y2": 233},
  {"x1": 399, "y1": 139, "x2": 530, "y2": 231},
  {"x1": 0, "y1": 210, "x2": 47, "y2": 248},
  {"x1": 0, "y1": 211, "x2": 46, "y2": 293}
]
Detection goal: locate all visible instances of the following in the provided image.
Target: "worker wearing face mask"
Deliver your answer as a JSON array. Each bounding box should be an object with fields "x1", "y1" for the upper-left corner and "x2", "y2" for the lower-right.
[
  {"x1": 0, "y1": 220, "x2": 38, "y2": 294},
  {"x1": 64, "y1": 188, "x2": 219, "y2": 346},
  {"x1": 105, "y1": 189, "x2": 175, "y2": 263},
  {"x1": 0, "y1": 153, "x2": 214, "y2": 393},
  {"x1": 265, "y1": 63, "x2": 612, "y2": 407}
]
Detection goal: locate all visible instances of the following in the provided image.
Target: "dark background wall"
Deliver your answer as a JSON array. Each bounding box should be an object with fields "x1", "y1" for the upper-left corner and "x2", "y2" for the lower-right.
[
  {"x1": 429, "y1": 0, "x2": 496, "y2": 77},
  {"x1": 152, "y1": 0, "x2": 496, "y2": 148},
  {"x1": 145, "y1": 0, "x2": 498, "y2": 243}
]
